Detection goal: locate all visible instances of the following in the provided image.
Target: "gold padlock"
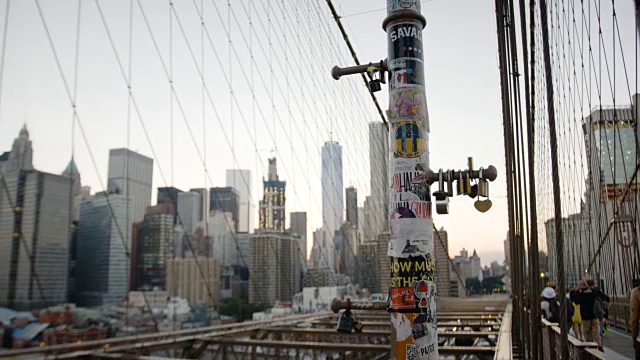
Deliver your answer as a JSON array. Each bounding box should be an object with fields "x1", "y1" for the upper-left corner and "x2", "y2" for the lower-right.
[{"x1": 478, "y1": 168, "x2": 489, "y2": 198}]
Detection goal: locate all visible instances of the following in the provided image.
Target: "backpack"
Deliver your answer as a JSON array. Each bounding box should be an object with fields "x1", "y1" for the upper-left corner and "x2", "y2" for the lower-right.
[
  {"x1": 594, "y1": 296, "x2": 605, "y2": 319},
  {"x1": 567, "y1": 300, "x2": 574, "y2": 320},
  {"x1": 547, "y1": 299, "x2": 560, "y2": 323}
]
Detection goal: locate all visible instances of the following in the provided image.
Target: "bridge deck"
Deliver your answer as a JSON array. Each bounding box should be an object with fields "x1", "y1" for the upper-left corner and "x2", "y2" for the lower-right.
[{"x1": 0, "y1": 296, "x2": 509, "y2": 359}]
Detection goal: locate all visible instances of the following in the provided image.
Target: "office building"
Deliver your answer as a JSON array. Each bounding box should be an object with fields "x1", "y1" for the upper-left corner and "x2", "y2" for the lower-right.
[
  {"x1": 226, "y1": 169, "x2": 252, "y2": 233},
  {"x1": 133, "y1": 203, "x2": 176, "y2": 290},
  {"x1": 157, "y1": 187, "x2": 183, "y2": 214},
  {"x1": 0, "y1": 170, "x2": 72, "y2": 309},
  {"x1": 434, "y1": 227, "x2": 451, "y2": 297},
  {"x1": 209, "y1": 211, "x2": 237, "y2": 267},
  {"x1": 345, "y1": 187, "x2": 358, "y2": 226},
  {"x1": 289, "y1": 212, "x2": 307, "y2": 261},
  {"x1": 259, "y1": 158, "x2": 286, "y2": 231},
  {"x1": 582, "y1": 94, "x2": 639, "y2": 295},
  {"x1": 321, "y1": 141, "x2": 343, "y2": 239},
  {"x1": 166, "y1": 257, "x2": 221, "y2": 307},
  {"x1": 357, "y1": 232, "x2": 390, "y2": 294},
  {"x1": 61, "y1": 159, "x2": 82, "y2": 221},
  {"x1": 210, "y1": 187, "x2": 239, "y2": 232},
  {"x1": 75, "y1": 192, "x2": 131, "y2": 307},
  {"x1": 369, "y1": 122, "x2": 389, "y2": 238},
  {"x1": 177, "y1": 190, "x2": 204, "y2": 235},
  {"x1": 107, "y1": 148, "x2": 153, "y2": 223},
  {"x1": 0, "y1": 125, "x2": 34, "y2": 174},
  {"x1": 248, "y1": 232, "x2": 301, "y2": 305}
]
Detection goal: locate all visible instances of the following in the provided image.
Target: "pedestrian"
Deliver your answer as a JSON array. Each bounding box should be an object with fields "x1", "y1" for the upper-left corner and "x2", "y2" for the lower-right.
[
  {"x1": 573, "y1": 278, "x2": 610, "y2": 351},
  {"x1": 569, "y1": 286, "x2": 583, "y2": 340},
  {"x1": 630, "y1": 278, "x2": 640, "y2": 359},
  {"x1": 541, "y1": 287, "x2": 560, "y2": 323}
]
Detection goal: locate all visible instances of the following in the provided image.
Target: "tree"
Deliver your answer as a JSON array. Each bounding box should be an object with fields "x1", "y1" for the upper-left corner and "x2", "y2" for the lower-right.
[
  {"x1": 465, "y1": 278, "x2": 482, "y2": 294},
  {"x1": 218, "y1": 298, "x2": 268, "y2": 322},
  {"x1": 481, "y1": 276, "x2": 505, "y2": 293}
]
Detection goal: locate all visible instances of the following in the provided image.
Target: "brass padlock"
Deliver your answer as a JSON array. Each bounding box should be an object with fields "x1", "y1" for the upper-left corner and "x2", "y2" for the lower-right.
[
  {"x1": 477, "y1": 168, "x2": 489, "y2": 198},
  {"x1": 336, "y1": 309, "x2": 354, "y2": 333},
  {"x1": 352, "y1": 319, "x2": 364, "y2": 333},
  {"x1": 446, "y1": 170, "x2": 454, "y2": 197}
]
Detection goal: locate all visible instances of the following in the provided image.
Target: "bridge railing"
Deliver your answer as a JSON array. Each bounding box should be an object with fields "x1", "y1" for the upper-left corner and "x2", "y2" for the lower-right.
[
  {"x1": 608, "y1": 297, "x2": 632, "y2": 332},
  {"x1": 540, "y1": 318, "x2": 606, "y2": 360}
]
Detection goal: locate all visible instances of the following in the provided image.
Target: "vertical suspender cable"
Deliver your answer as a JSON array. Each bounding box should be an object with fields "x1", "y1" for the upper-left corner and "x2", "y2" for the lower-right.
[{"x1": 539, "y1": 0, "x2": 570, "y2": 357}]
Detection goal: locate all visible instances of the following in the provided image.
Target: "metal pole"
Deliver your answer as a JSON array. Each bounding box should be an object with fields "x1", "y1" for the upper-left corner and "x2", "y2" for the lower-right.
[{"x1": 383, "y1": 3, "x2": 437, "y2": 360}]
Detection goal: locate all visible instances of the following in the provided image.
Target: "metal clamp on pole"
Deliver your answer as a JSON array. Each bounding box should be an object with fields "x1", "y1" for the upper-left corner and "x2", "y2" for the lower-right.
[
  {"x1": 331, "y1": 60, "x2": 388, "y2": 93},
  {"x1": 331, "y1": 60, "x2": 387, "y2": 80},
  {"x1": 330, "y1": 298, "x2": 387, "y2": 313}
]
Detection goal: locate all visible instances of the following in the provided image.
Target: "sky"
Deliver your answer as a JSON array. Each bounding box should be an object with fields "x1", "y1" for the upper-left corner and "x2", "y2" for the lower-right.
[{"x1": 0, "y1": 0, "x2": 538, "y2": 267}]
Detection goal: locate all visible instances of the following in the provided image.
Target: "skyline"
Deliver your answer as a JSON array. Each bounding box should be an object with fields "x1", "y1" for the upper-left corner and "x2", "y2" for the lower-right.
[
  {"x1": 8, "y1": 0, "x2": 630, "y2": 266},
  {"x1": 1, "y1": 124, "x2": 507, "y2": 266}
]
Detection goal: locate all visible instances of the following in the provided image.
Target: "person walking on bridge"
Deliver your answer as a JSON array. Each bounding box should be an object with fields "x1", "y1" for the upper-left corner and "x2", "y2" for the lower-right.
[{"x1": 573, "y1": 278, "x2": 610, "y2": 351}]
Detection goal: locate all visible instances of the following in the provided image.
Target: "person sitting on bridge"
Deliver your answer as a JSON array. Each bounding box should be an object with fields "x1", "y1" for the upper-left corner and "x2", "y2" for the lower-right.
[
  {"x1": 573, "y1": 278, "x2": 609, "y2": 351},
  {"x1": 541, "y1": 287, "x2": 560, "y2": 323}
]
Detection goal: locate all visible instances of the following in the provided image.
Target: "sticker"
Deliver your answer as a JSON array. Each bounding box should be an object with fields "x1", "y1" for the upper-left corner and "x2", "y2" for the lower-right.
[
  {"x1": 389, "y1": 217, "x2": 431, "y2": 240},
  {"x1": 387, "y1": 0, "x2": 421, "y2": 13},
  {"x1": 389, "y1": 88, "x2": 429, "y2": 132},
  {"x1": 412, "y1": 281, "x2": 439, "y2": 359},
  {"x1": 388, "y1": 58, "x2": 425, "y2": 91},
  {"x1": 388, "y1": 256, "x2": 436, "y2": 312},
  {"x1": 391, "y1": 155, "x2": 429, "y2": 173},
  {"x1": 388, "y1": 22, "x2": 424, "y2": 61},
  {"x1": 388, "y1": 238, "x2": 431, "y2": 257},
  {"x1": 393, "y1": 121, "x2": 425, "y2": 158},
  {"x1": 390, "y1": 199, "x2": 431, "y2": 219},
  {"x1": 390, "y1": 287, "x2": 417, "y2": 310},
  {"x1": 391, "y1": 171, "x2": 430, "y2": 201}
]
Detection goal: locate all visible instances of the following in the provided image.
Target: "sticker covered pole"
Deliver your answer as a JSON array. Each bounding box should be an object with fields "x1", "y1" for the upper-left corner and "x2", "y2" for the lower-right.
[{"x1": 384, "y1": 2, "x2": 437, "y2": 360}]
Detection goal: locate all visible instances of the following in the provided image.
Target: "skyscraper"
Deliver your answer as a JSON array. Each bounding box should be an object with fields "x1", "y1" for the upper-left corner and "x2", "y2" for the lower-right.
[
  {"x1": 209, "y1": 211, "x2": 237, "y2": 267},
  {"x1": 259, "y1": 158, "x2": 286, "y2": 231},
  {"x1": 345, "y1": 187, "x2": 358, "y2": 226},
  {"x1": 434, "y1": 227, "x2": 451, "y2": 297},
  {"x1": 177, "y1": 191, "x2": 204, "y2": 235},
  {"x1": 249, "y1": 232, "x2": 301, "y2": 305},
  {"x1": 133, "y1": 203, "x2": 176, "y2": 290},
  {"x1": 74, "y1": 191, "x2": 131, "y2": 307},
  {"x1": 321, "y1": 141, "x2": 343, "y2": 238},
  {"x1": 210, "y1": 187, "x2": 239, "y2": 232},
  {"x1": 107, "y1": 148, "x2": 153, "y2": 223},
  {"x1": 157, "y1": 187, "x2": 183, "y2": 212},
  {"x1": 0, "y1": 127, "x2": 73, "y2": 309},
  {"x1": 0, "y1": 170, "x2": 72, "y2": 309},
  {"x1": 369, "y1": 122, "x2": 389, "y2": 239},
  {"x1": 0, "y1": 125, "x2": 34, "y2": 174},
  {"x1": 582, "y1": 94, "x2": 639, "y2": 296},
  {"x1": 61, "y1": 159, "x2": 82, "y2": 221},
  {"x1": 289, "y1": 212, "x2": 307, "y2": 261},
  {"x1": 226, "y1": 169, "x2": 252, "y2": 233}
]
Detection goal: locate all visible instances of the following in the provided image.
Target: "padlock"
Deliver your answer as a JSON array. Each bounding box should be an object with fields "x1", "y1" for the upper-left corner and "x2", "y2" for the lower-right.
[
  {"x1": 457, "y1": 172, "x2": 465, "y2": 195},
  {"x1": 477, "y1": 168, "x2": 489, "y2": 198},
  {"x1": 351, "y1": 312, "x2": 364, "y2": 333},
  {"x1": 369, "y1": 79, "x2": 382, "y2": 92},
  {"x1": 336, "y1": 309, "x2": 354, "y2": 333},
  {"x1": 446, "y1": 170, "x2": 454, "y2": 197},
  {"x1": 433, "y1": 169, "x2": 449, "y2": 214},
  {"x1": 352, "y1": 319, "x2": 364, "y2": 333}
]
